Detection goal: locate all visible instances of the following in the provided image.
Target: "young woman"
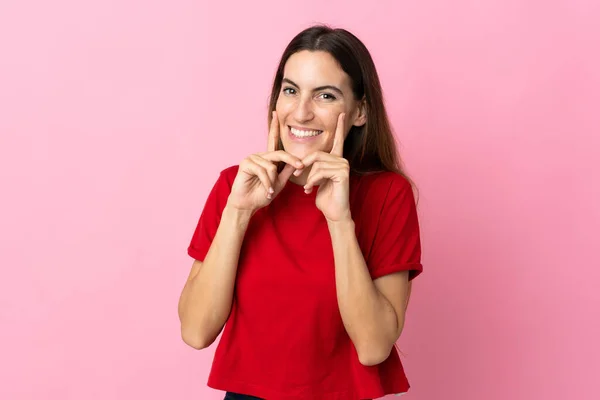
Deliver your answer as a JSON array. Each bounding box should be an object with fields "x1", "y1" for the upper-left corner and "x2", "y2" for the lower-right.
[{"x1": 178, "y1": 25, "x2": 423, "y2": 400}]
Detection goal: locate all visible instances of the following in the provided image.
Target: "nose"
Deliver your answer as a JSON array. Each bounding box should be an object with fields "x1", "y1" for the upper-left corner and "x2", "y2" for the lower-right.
[{"x1": 292, "y1": 96, "x2": 314, "y2": 123}]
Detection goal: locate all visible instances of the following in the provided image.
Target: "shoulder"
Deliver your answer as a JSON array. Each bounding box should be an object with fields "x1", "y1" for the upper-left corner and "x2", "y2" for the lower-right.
[
  {"x1": 352, "y1": 171, "x2": 413, "y2": 202},
  {"x1": 200, "y1": 165, "x2": 239, "y2": 200},
  {"x1": 212, "y1": 165, "x2": 239, "y2": 187},
  {"x1": 219, "y1": 164, "x2": 240, "y2": 179}
]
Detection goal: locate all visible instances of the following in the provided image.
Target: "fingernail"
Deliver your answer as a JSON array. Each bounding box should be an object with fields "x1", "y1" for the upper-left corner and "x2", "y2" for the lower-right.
[
  {"x1": 269, "y1": 187, "x2": 274, "y2": 194},
  {"x1": 293, "y1": 170, "x2": 301, "y2": 176},
  {"x1": 296, "y1": 161, "x2": 303, "y2": 168}
]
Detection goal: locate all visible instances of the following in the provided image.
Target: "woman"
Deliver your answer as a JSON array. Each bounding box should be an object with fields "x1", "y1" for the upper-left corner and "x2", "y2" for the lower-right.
[{"x1": 178, "y1": 25, "x2": 423, "y2": 400}]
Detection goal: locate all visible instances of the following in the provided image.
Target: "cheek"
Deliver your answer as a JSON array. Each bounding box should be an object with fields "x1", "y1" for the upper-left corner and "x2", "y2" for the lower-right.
[
  {"x1": 275, "y1": 98, "x2": 292, "y2": 121},
  {"x1": 315, "y1": 108, "x2": 341, "y2": 133}
]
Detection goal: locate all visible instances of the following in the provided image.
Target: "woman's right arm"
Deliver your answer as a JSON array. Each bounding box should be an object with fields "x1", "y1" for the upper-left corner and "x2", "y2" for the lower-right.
[
  {"x1": 178, "y1": 204, "x2": 253, "y2": 349},
  {"x1": 178, "y1": 111, "x2": 302, "y2": 349}
]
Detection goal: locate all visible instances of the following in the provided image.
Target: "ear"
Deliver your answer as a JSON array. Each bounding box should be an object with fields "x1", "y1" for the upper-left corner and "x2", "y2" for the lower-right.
[{"x1": 352, "y1": 98, "x2": 367, "y2": 127}]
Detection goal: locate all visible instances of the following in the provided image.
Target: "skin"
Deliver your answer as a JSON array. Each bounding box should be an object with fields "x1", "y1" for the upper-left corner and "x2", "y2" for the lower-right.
[
  {"x1": 179, "y1": 50, "x2": 412, "y2": 366},
  {"x1": 275, "y1": 50, "x2": 366, "y2": 171}
]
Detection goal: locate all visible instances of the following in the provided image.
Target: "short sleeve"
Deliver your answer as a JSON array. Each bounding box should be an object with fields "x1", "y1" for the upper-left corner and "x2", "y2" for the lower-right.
[
  {"x1": 187, "y1": 166, "x2": 237, "y2": 261},
  {"x1": 367, "y1": 175, "x2": 423, "y2": 281}
]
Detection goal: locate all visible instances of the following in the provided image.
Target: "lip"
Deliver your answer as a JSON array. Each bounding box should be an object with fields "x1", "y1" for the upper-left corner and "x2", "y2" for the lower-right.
[{"x1": 288, "y1": 125, "x2": 323, "y2": 143}]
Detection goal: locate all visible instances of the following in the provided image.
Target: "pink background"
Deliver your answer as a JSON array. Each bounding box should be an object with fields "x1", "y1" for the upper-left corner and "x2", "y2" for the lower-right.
[{"x1": 1, "y1": 1, "x2": 598, "y2": 399}]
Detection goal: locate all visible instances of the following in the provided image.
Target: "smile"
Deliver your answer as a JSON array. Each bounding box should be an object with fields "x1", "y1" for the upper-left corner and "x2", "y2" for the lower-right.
[{"x1": 289, "y1": 126, "x2": 323, "y2": 138}]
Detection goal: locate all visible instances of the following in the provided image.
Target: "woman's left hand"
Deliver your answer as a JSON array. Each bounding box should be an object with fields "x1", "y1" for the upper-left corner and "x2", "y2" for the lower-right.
[{"x1": 302, "y1": 113, "x2": 352, "y2": 222}]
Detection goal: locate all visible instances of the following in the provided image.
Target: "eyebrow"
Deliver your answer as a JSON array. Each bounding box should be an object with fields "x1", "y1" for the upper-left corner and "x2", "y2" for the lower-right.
[{"x1": 282, "y1": 78, "x2": 344, "y2": 97}]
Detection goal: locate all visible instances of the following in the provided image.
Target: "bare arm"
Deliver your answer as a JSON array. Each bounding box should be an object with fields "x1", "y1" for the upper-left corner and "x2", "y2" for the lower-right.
[
  {"x1": 177, "y1": 112, "x2": 302, "y2": 350},
  {"x1": 299, "y1": 114, "x2": 413, "y2": 366},
  {"x1": 178, "y1": 205, "x2": 253, "y2": 349},
  {"x1": 328, "y1": 218, "x2": 411, "y2": 366}
]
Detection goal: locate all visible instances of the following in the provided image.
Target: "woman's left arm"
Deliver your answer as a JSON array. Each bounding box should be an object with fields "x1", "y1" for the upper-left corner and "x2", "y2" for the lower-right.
[
  {"x1": 328, "y1": 218, "x2": 411, "y2": 367},
  {"x1": 301, "y1": 113, "x2": 417, "y2": 366}
]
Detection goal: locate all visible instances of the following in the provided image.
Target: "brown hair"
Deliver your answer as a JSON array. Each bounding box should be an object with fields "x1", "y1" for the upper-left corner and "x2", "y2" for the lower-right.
[{"x1": 268, "y1": 24, "x2": 414, "y2": 185}]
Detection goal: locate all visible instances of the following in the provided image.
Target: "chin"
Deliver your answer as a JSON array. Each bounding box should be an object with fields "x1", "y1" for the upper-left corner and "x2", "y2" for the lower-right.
[
  {"x1": 282, "y1": 145, "x2": 314, "y2": 160},
  {"x1": 283, "y1": 141, "x2": 330, "y2": 157}
]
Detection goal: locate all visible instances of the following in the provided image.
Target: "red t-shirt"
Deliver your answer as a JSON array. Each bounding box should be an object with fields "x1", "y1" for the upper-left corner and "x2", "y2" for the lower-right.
[{"x1": 188, "y1": 165, "x2": 423, "y2": 400}]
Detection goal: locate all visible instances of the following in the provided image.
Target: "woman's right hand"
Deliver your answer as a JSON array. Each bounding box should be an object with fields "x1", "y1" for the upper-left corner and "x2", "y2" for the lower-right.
[{"x1": 227, "y1": 111, "x2": 304, "y2": 213}]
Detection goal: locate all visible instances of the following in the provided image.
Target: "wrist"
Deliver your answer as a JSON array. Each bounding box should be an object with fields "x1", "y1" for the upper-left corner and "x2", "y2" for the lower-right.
[
  {"x1": 222, "y1": 203, "x2": 254, "y2": 230},
  {"x1": 326, "y1": 214, "x2": 355, "y2": 232}
]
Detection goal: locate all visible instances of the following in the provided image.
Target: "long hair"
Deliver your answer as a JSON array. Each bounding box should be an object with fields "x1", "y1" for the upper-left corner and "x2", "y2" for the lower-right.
[{"x1": 267, "y1": 25, "x2": 413, "y2": 186}]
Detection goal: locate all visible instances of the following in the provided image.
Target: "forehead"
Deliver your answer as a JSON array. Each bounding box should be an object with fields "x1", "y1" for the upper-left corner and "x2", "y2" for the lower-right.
[{"x1": 283, "y1": 50, "x2": 351, "y2": 88}]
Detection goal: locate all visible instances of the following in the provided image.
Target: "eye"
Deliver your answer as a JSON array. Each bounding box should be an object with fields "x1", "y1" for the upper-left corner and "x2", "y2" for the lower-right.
[
  {"x1": 282, "y1": 87, "x2": 296, "y2": 95},
  {"x1": 318, "y1": 92, "x2": 337, "y2": 101}
]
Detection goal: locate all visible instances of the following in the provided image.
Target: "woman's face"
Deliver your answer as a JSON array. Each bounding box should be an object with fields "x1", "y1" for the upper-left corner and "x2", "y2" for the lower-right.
[{"x1": 275, "y1": 50, "x2": 366, "y2": 160}]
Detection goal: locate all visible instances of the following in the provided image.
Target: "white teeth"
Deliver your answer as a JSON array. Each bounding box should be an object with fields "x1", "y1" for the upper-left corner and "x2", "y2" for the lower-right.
[{"x1": 290, "y1": 127, "x2": 322, "y2": 137}]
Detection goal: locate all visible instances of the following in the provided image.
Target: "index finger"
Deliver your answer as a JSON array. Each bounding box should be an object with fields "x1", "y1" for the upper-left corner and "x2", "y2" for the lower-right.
[
  {"x1": 260, "y1": 150, "x2": 304, "y2": 169},
  {"x1": 267, "y1": 111, "x2": 279, "y2": 152},
  {"x1": 330, "y1": 112, "x2": 346, "y2": 156}
]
